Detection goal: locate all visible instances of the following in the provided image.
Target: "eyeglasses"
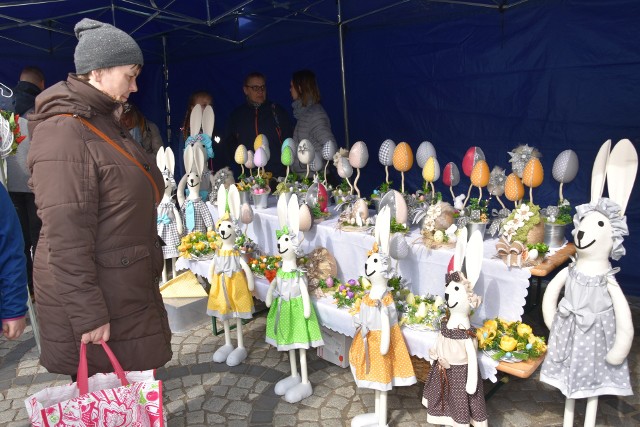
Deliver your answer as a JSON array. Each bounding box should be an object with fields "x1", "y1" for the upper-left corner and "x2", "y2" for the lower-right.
[{"x1": 246, "y1": 85, "x2": 266, "y2": 92}]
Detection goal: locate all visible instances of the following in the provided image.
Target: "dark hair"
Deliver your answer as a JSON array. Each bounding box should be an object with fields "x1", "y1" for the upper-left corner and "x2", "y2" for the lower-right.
[
  {"x1": 292, "y1": 69, "x2": 320, "y2": 107},
  {"x1": 182, "y1": 90, "x2": 213, "y2": 139},
  {"x1": 20, "y1": 66, "x2": 45, "y2": 85},
  {"x1": 244, "y1": 72, "x2": 266, "y2": 86}
]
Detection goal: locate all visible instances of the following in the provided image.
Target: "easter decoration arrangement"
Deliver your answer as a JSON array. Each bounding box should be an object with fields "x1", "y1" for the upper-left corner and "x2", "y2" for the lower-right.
[
  {"x1": 265, "y1": 193, "x2": 324, "y2": 404},
  {"x1": 349, "y1": 206, "x2": 416, "y2": 427},
  {"x1": 177, "y1": 104, "x2": 215, "y2": 205},
  {"x1": 370, "y1": 138, "x2": 396, "y2": 208},
  {"x1": 155, "y1": 147, "x2": 183, "y2": 283},
  {"x1": 207, "y1": 184, "x2": 255, "y2": 367},
  {"x1": 422, "y1": 227, "x2": 488, "y2": 427},
  {"x1": 541, "y1": 139, "x2": 636, "y2": 427},
  {"x1": 476, "y1": 318, "x2": 546, "y2": 362},
  {"x1": 179, "y1": 143, "x2": 214, "y2": 235}
]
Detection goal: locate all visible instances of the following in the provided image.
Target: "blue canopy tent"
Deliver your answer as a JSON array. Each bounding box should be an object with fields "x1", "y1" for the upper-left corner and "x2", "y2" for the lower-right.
[{"x1": 0, "y1": 0, "x2": 638, "y2": 294}]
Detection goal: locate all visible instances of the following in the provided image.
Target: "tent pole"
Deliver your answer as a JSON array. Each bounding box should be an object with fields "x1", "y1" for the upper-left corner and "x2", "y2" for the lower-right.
[
  {"x1": 337, "y1": 0, "x2": 350, "y2": 148},
  {"x1": 162, "y1": 35, "x2": 171, "y2": 146}
]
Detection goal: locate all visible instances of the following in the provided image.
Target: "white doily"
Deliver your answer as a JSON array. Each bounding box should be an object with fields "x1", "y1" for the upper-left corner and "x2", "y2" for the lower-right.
[{"x1": 0, "y1": 114, "x2": 13, "y2": 158}]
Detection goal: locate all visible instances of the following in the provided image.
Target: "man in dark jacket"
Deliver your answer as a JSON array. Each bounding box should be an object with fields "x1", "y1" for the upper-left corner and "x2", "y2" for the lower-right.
[
  {"x1": 6, "y1": 66, "x2": 45, "y2": 296},
  {"x1": 222, "y1": 72, "x2": 293, "y2": 178}
]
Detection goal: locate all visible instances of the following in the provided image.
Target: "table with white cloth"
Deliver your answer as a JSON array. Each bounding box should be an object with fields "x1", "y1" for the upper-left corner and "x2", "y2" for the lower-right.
[{"x1": 174, "y1": 198, "x2": 543, "y2": 381}]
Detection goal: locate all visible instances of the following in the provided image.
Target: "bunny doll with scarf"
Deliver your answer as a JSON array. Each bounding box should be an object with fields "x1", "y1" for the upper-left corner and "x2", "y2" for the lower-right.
[
  {"x1": 156, "y1": 146, "x2": 183, "y2": 283},
  {"x1": 541, "y1": 139, "x2": 636, "y2": 427},
  {"x1": 207, "y1": 184, "x2": 255, "y2": 366},
  {"x1": 348, "y1": 206, "x2": 416, "y2": 427},
  {"x1": 180, "y1": 143, "x2": 214, "y2": 234},
  {"x1": 422, "y1": 227, "x2": 488, "y2": 427},
  {"x1": 177, "y1": 104, "x2": 215, "y2": 205},
  {"x1": 265, "y1": 193, "x2": 324, "y2": 403}
]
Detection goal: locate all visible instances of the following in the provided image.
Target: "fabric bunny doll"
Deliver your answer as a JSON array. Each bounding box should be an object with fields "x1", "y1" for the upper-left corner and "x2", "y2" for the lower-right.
[
  {"x1": 265, "y1": 193, "x2": 324, "y2": 403},
  {"x1": 541, "y1": 139, "x2": 636, "y2": 427},
  {"x1": 422, "y1": 227, "x2": 488, "y2": 427},
  {"x1": 177, "y1": 104, "x2": 215, "y2": 205},
  {"x1": 156, "y1": 146, "x2": 183, "y2": 283},
  {"x1": 207, "y1": 184, "x2": 255, "y2": 366},
  {"x1": 179, "y1": 143, "x2": 214, "y2": 234},
  {"x1": 349, "y1": 205, "x2": 417, "y2": 427}
]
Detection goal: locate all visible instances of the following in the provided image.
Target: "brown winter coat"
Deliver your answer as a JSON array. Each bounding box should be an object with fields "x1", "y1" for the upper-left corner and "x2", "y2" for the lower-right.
[{"x1": 27, "y1": 74, "x2": 172, "y2": 375}]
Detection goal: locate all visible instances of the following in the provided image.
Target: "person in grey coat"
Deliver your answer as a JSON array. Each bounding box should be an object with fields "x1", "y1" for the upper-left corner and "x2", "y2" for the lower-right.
[{"x1": 290, "y1": 70, "x2": 336, "y2": 175}]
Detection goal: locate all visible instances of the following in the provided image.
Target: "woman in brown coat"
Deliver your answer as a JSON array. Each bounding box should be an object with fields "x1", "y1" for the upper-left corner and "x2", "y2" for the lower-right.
[{"x1": 27, "y1": 18, "x2": 172, "y2": 376}]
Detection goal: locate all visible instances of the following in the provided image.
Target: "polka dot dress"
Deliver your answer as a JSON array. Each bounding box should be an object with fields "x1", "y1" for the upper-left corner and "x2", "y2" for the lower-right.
[
  {"x1": 422, "y1": 323, "x2": 488, "y2": 427},
  {"x1": 540, "y1": 265, "x2": 633, "y2": 398},
  {"x1": 265, "y1": 269, "x2": 324, "y2": 351},
  {"x1": 349, "y1": 292, "x2": 416, "y2": 392},
  {"x1": 207, "y1": 249, "x2": 254, "y2": 321}
]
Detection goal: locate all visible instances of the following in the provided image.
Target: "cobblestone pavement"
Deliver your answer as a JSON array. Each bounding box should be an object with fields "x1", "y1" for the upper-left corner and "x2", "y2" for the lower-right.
[{"x1": 1, "y1": 298, "x2": 638, "y2": 427}]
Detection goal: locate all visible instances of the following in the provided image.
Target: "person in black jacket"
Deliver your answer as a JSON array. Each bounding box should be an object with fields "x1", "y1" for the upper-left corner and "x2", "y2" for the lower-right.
[{"x1": 223, "y1": 72, "x2": 293, "y2": 178}]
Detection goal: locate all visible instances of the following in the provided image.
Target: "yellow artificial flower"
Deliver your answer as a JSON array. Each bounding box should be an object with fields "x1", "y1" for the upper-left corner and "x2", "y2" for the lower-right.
[
  {"x1": 499, "y1": 336, "x2": 518, "y2": 352},
  {"x1": 405, "y1": 292, "x2": 416, "y2": 305},
  {"x1": 206, "y1": 230, "x2": 216, "y2": 239},
  {"x1": 476, "y1": 326, "x2": 496, "y2": 348},
  {"x1": 499, "y1": 319, "x2": 513, "y2": 329},
  {"x1": 484, "y1": 319, "x2": 498, "y2": 332},
  {"x1": 195, "y1": 242, "x2": 206, "y2": 251},
  {"x1": 517, "y1": 323, "x2": 533, "y2": 337},
  {"x1": 361, "y1": 277, "x2": 372, "y2": 290},
  {"x1": 185, "y1": 243, "x2": 193, "y2": 250}
]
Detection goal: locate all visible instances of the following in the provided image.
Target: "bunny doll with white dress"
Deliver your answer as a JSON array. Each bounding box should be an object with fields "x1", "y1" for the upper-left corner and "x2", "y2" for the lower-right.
[
  {"x1": 180, "y1": 143, "x2": 214, "y2": 234},
  {"x1": 207, "y1": 184, "x2": 255, "y2": 366},
  {"x1": 541, "y1": 139, "x2": 636, "y2": 427},
  {"x1": 265, "y1": 193, "x2": 324, "y2": 403},
  {"x1": 177, "y1": 104, "x2": 215, "y2": 205},
  {"x1": 422, "y1": 227, "x2": 488, "y2": 427},
  {"x1": 348, "y1": 205, "x2": 416, "y2": 427},
  {"x1": 156, "y1": 146, "x2": 183, "y2": 283}
]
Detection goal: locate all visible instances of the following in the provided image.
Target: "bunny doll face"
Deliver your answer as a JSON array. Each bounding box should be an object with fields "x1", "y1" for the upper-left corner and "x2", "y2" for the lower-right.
[
  {"x1": 217, "y1": 220, "x2": 237, "y2": 242},
  {"x1": 277, "y1": 233, "x2": 297, "y2": 260},
  {"x1": 573, "y1": 210, "x2": 613, "y2": 259},
  {"x1": 444, "y1": 275, "x2": 471, "y2": 316},
  {"x1": 364, "y1": 252, "x2": 387, "y2": 282}
]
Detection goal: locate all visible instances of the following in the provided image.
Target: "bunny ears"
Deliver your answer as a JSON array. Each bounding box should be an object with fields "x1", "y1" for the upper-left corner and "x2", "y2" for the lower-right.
[
  {"x1": 276, "y1": 193, "x2": 300, "y2": 237},
  {"x1": 156, "y1": 146, "x2": 176, "y2": 180},
  {"x1": 185, "y1": 104, "x2": 215, "y2": 159},
  {"x1": 217, "y1": 184, "x2": 241, "y2": 226},
  {"x1": 447, "y1": 228, "x2": 483, "y2": 288}
]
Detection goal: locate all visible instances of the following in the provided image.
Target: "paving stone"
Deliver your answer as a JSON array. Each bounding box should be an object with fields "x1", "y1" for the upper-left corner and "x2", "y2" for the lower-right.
[
  {"x1": 186, "y1": 385, "x2": 205, "y2": 399},
  {"x1": 165, "y1": 400, "x2": 185, "y2": 414},
  {"x1": 250, "y1": 410, "x2": 273, "y2": 424},
  {"x1": 205, "y1": 413, "x2": 226, "y2": 424},
  {"x1": 224, "y1": 401, "x2": 251, "y2": 416},
  {"x1": 235, "y1": 376, "x2": 256, "y2": 389},
  {"x1": 0, "y1": 409, "x2": 16, "y2": 423},
  {"x1": 325, "y1": 394, "x2": 349, "y2": 410},
  {"x1": 209, "y1": 385, "x2": 229, "y2": 397},
  {"x1": 5, "y1": 386, "x2": 27, "y2": 399},
  {"x1": 272, "y1": 414, "x2": 297, "y2": 426},
  {"x1": 202, "y1": 396, "x2": 226, "y2": 413},
  {"x1": 319, "y1": 406, "x2": 341, "y2": 419},
  {"x1": 186, "y1": 395, "x2": 205, "y2": 411},
  {"x1": 186, "y1": 410, "x2": 204, "y2": 424},
  {"x1": 227, "y1": 386, "x2": 249, "y2": 400},
  {"x1": 167, "y1": 416, "x2": 185, "y2": 427},
  {"x1": 221, "y1": 375, "x2": 239, "y2": 386}
]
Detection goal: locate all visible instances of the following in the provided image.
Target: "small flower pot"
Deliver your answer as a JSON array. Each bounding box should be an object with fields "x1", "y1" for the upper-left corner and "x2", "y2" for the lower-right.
[
  {"x1": 238, "y1": 190, "x2": 251, "y2": 205},
  {"x1": 466, "y1": 221, "x2": 487, "y2": 239},
  {"x1": 544, "y1": 223, "x2": 567, "y2": 248},
  {"x1": 252, "y1": 191, "x2": 270, "y2": 209}
]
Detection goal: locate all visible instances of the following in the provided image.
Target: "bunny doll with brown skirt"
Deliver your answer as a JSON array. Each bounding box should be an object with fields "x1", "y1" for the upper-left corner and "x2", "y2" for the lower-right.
[
  {"x1": 422, "y1": 227, "x2": 488, "y2": 427},
  {"x1": 349, "y1": 205, "x2": 416, "y2": 427},
  {"x1": 156, "y1": 146, "x2": 183, "y2": 283},
  {"x1": 207, "y1": 184, "x2": 255, "y2": 366},
  {"x1": 541, "y1": 139, "x2": 636, "y2": 427},
  {"x1": 265, "y1": 193, "x2": 324, "y2": 403}
]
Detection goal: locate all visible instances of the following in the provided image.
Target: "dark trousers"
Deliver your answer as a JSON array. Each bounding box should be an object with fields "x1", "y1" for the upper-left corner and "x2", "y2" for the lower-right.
[{"x1": 9, "y1": 191, "x2": 41, "y2": 293}]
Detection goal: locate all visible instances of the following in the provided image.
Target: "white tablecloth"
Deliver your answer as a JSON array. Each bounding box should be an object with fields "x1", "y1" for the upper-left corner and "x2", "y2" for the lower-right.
[
  {"x1": 206, "y1": 199, "x2": 531, "y2": 323},
  {"x1": 175, "y1": 257, "x2": 499, "y2": 381}
]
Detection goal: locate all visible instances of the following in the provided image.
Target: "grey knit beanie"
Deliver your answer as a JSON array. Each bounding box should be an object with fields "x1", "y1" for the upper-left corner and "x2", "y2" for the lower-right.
[{"x1": 74, "y1": 18, "x2": 143, "y2": 74}]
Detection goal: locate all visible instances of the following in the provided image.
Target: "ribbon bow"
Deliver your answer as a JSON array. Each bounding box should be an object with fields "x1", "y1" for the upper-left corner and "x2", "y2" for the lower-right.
[
  {"x1": 496, "y1": 236, "x2": 526, "y2": 267},
  {"x1": 445, "y1": 271, "x2": 464, "y2": 285},
  {"x1": 276, "y1": 225, "x2": 290, "y2": 239},
  {"x1": 157, "y1": 214, "x2": 171, "y2": 225},
  {"x1": 488, "y1": 208, "x2": 511, "y2": 237}
]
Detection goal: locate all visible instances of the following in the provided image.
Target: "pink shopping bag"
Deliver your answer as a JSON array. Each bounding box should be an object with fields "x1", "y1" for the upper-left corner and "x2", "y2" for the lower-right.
[{"x1": 25, "y1": 340, "x2": 165, "y2": 427}]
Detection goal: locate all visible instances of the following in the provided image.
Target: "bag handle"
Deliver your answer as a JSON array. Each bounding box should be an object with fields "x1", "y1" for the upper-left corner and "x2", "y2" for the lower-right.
[{"x1": 77, "y1": 340, "x2": 129, "y2": 395}]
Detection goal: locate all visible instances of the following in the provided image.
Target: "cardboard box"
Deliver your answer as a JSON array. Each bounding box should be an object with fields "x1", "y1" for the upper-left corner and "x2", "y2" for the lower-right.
[
  {"x1": 163, "y1": 297, "x2": 209, "y2": 333},
  {"x1": 316, "y1": 326, "x2": 353, "y2": 368}
]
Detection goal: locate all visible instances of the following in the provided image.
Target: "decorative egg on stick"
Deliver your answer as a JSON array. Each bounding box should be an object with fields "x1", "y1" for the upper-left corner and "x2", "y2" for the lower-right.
[
  {"x1": 234, "y1": 144, "x2": 248, "y2": 177},
  {"x1": 442, "y1": 162, "x2": 461, "y2": 201},
  {"x1": 461, "y1": 146, "x2": 485, "y2": 207},
  {"x1": 552, "y1": 149, "x2": 579, "y2": 202},
  {"x1": 422, "y1": 156, "x2": 440, "y2": 198},
  {"x1": 508, "y1": 144, "x2": 540, "y2": 178},
  {"x1": 297, "y1": 139, "x2": 315, "y2": 180},
  {"x1": 392, "y1": 142, "x2": 414, "y2": 193},
  {"x1": 254, "y1": 147, "x2": 268, "y2": 177},
  {"x1": 322, "y1": 140, "x2": 337, "y2": 186},
  {"x1": 504, "y1": 173, "x2": 524, "y2": 207},
  {"x1": 245, "y1": 150, "x2": 255, "y2": 176},
  {"x1": 379, "y1": 139, "x2": 396, "y2": 184},
  {"x1": 487, "y1": 166, "x2": 507, "y2": 209},
  {"x1": 240, "y1": 202, "x2": 254, "y2": 234},
  {"x1": 416, "y1": 140, "x2": 437, "y2": 169},
  {"x1": 349, "y1": 140, "x2": 369, "y2": 198},
  {"x1": 309, "y1": 153, "x2": 324, "y2": 180},
  {"x1": 333, "y1": 149, "x2": 354, "y2": 194},
  {"x1": 522, "y1": 157, "x2": 544, "y2": 205},
  {"x1": 281, "y1": 145, "x2": 294, "y2": 180},
  {"x1": 469, "y1": 159, "x2": 490, "y2": 202}
]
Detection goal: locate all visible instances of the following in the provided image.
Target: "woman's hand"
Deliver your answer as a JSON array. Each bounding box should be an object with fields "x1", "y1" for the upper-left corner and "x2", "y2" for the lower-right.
[
  {"x1": 81, "y1": 323, "x2": 110, "y2": 344},
  {"x1": 2, "y1": 318, "x2": 26, "y2": 340}
]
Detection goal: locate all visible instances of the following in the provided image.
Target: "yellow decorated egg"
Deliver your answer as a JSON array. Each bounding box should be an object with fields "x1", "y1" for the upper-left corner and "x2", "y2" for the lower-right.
[
  {"x1": 470, "y1": 160, "x2": 490, "y2": 187},
  {"x1": 254, "y1": 134, "x2": 268, "y2": 151},
  {"x1": 522, "y1": 157, "x2": 544, "y2": 188},
  {"x1": 234, "y1": 144, "x2": 247, "y2": 165},
  {"x1": 392, "y1": 142, "x2": 414, "y2": 172},
  {"x1": 422, "y1": 156, "x2": 440, "y2": 182},
  {"x1": 504, "y1": 173, "x2": 524, "y2": 201}
]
